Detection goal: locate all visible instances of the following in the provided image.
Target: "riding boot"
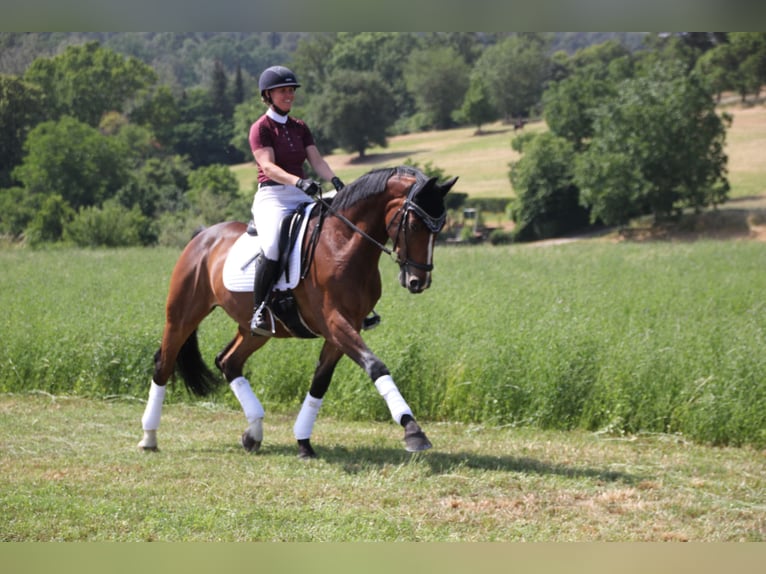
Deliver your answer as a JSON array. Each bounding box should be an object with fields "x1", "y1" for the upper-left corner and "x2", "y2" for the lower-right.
[{"x1": 250, "y1": 253, "x2": 280, "y2": 337}]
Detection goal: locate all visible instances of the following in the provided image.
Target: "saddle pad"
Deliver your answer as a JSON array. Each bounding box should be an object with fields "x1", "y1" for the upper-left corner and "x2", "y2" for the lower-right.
[{"x1": 222, "y1": 203, "x2": 315, "y2": 292}]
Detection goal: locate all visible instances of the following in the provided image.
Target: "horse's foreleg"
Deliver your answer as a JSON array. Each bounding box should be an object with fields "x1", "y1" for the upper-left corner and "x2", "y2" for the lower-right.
[
  {"x1": 138, "y1": 380, "x2": 166, "y2": 451},
  {"x1": 363, "y1": 354, "x2": 432, "y2": 452},
  {"x1": 293, "y1": 342, "x2": 343, "y2": 459},
  {"x1": 330, "y1": 321, "x2": 432, "y2": 453}
]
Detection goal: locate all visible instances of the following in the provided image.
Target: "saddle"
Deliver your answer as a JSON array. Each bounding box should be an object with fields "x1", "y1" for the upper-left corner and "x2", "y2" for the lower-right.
[{"x1": 247, "y1": 203, "x2": 326, "y2": 339}]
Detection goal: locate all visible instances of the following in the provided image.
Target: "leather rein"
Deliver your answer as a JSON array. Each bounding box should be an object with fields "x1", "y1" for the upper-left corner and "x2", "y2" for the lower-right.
[{"x1": 314, "y1": 183, "x2": 446, "y2": 273}]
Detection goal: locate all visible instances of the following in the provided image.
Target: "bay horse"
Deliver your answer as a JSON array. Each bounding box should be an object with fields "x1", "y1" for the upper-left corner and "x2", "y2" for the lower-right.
[{"x1": 138, "y1": 166, "x2": 457, "y2": 458}]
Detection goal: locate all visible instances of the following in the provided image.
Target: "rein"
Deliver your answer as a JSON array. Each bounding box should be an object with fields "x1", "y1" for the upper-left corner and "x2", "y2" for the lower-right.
[{"x1": 314, "y1": 183, "x2": 445, "y2": 272}]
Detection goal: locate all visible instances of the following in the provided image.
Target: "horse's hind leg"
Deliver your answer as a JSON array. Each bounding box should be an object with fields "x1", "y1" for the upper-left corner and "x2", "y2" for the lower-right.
[
  {"x1": 216, "y1": 328, "x2": 270, "y2": 452},
  {"x1": 137, "y1": 325, "x2": 197, "y2": 451},
  {"x1": 292, "y1": 341, "x2": 344, "y2": 459}
]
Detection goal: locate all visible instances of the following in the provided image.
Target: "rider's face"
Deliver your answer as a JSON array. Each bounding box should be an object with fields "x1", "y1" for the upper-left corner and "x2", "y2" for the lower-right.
[{"x1": 269, "y1": 86, "x2": 296, "y2": 111}]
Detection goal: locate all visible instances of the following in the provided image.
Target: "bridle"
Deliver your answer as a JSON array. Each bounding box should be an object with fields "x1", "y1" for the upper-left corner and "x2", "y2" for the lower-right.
[
  {"x1": 314, "y1": 183, "x2": 446, "y2": 274},
  {"x1": 385, "y1": 184, "x2": 446, "y2": 273}
]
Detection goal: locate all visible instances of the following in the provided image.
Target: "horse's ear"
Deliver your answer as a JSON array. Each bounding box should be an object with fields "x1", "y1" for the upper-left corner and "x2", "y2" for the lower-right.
[{"x1": 440, "y1": 176, "x2": 458, "y2": 196}]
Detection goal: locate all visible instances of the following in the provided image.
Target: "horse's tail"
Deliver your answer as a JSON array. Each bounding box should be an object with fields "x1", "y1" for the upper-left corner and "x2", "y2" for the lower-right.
[{"x1": 176, "y1": 329, "x2": 220, "y2": 397}]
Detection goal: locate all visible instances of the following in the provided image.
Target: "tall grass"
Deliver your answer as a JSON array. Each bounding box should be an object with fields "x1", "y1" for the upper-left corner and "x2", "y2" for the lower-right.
[{"x1": 2, "y1": 241, "x2": 764, "y2": 447}]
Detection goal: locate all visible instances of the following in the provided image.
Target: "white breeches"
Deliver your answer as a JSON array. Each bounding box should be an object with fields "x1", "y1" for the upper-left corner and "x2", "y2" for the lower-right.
[{"x1": 252, "y1": 185, "x2": 310, "y2": 260}]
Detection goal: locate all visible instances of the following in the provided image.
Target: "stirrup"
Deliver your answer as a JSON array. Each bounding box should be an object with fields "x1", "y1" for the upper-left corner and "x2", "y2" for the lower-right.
[
  {"x1": 250, "y1": 304, "x2": 275, "y2": 337},
  {"x1": 362, "y1": 310, "x2": 381, "y2": 331}
]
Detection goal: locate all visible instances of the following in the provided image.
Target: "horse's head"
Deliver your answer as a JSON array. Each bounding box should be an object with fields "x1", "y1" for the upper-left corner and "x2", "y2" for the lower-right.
[{"x1": 387, "y1": 171, "x2": 458, "y2": 293}]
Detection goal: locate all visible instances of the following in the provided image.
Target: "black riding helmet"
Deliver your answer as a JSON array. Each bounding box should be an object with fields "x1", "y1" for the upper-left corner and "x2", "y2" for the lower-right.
[{"x1": 259, "y1": 66, "x2": 301, "y2": 102}]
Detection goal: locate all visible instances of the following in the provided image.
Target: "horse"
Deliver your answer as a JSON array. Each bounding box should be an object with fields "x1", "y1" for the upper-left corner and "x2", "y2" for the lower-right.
[{"x1": 138, "y1": 165, "x2": 458, "y2": 458}]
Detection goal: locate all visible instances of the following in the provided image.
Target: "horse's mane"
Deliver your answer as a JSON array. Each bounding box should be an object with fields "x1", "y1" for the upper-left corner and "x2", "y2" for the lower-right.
[{"x1": 330, "y1": 166, "x2": 427, "y2": 212}]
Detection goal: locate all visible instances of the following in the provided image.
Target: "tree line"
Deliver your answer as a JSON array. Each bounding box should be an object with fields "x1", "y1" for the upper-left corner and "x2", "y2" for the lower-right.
[{"x1": 0, "y1": 32, "x2": 764, "y2": 246}]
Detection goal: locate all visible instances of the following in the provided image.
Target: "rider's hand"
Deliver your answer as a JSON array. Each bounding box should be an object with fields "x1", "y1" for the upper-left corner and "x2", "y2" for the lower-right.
[
  {"x1": 331, "y1": 177, "x2": 345, "y2": 192},
  {"x1": 296, "y1": 178, "x2": 321, "y2": 197}
]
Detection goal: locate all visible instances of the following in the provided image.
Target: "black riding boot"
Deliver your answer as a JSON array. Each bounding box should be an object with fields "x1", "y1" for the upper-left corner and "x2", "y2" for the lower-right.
[{"x1": 250, "y1": 253, "x2": 280, "y2": 336}]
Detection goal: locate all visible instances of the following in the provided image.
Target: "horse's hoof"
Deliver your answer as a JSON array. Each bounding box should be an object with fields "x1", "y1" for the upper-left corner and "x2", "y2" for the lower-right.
[
  {"x1": 403, "y1": 420, "x2": 432, "y2": 452},
  {"x1": 297, "y1": 438, "x2": 317, "y2": 459},
  {"x1": 138, "y1": 431, "x2": 159, "y2": 452},
  {"x1": 241, "y1": 419, "x2": 263, "y2": 453}
]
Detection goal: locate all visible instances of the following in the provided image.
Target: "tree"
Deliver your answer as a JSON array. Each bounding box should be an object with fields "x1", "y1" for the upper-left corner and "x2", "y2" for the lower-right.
[
  {"x1": 211, "y1": 60, "x2": 231, "y2": 118},
  {"x1": 13, "y1": 116, "x2": 132, "y2": 211},
  {"x1": 473, "y1": 34, "x2": 551, "y2": 122},
  {"x1": 309, "y1": 69, "x2": 395, "y2": 159},
  {"x1": 455, "y1": 75, "x2": 497, "y2": 133},
  {"x1": 509, "y1": 132, "x2": 589, "y2": 241},
  {"x1": 575, "y1": 60, "x2": 730, "y2": 226},
  {"x1": 23, "y1": 41, "x2": 157, "y2": 127},
  {"x1": 327, "y1": 33, "x2": 421, "y2": 124},
  {"x1": 403, "y1": 46, "x2": 470, "y2": 130},
  {"x1": 25, "y1": 193, "x2": 75, "y2": 245},
  {"x1": 728, "y1": 32, "x2": 766, "y2": 101},
  {"x1": 186, "y1": 164, "x2": 247, "y2": 223},
  {"x1": 174, "y1": 88, "x2": 244, "y2": 167},
  {"x1": 0, "y1": 74, "x2": 45, "y2": 187}
]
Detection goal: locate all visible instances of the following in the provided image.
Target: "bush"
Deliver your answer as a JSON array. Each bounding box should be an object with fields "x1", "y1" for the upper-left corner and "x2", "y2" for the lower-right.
[{"x1": 64, "y1": 199, "x2": 156, "y2": 247}]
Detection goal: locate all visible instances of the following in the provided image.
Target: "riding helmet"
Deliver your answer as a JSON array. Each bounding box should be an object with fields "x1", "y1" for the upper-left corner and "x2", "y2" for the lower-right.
[{"x1": 259, "y1": 65, "x2": 301, "y2": 98}]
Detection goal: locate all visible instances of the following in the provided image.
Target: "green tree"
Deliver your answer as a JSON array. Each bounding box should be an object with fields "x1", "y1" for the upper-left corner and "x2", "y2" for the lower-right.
[
  {"x1": 0, "y1": 186, "x2": 36, "y2": 238},
  {"x1": 23, "y1": 41, "x2": 157, "y2": 127},
  {"x1": 116, "y1": 155, "x2": 192, "y2": 218},
  {"x1": 129, "y1": 85, "x2": 180, "y2": 149},
  {"x1": 13, "y1": 116, "x2": 132, "y2": 211},
  {"x1": 0, "y1": 75, "x2": 45, "y2": 187},
  {"x1": 25, "y1": 193, "x2": 75, "y2": 245},
  {"x1": 186, "y1": 164, "x2": 247, "y2": 223},
  {"x1": 328, "y1": 33, "x2": 421, "y2": 124},
  {"x1": 575, "y1": 60, "x2": 730, "y2": 226},
  {"x1": 174, "y1": 88, "x2": 244, "y2": 167},
  {"x1": 509, "y1": 132, "x2": 589, "y2": 241},
  {"x1": 473, "y1": 34, "x2": 551, "y2": 122},
  {"x1": 403, "y1": 46, "x2": 470, "y2": 130},
  {"x1": 455, "y1": 75, "x2": 497, "y2": 133},
  {"x1": 309, "y1": 69, "x2": 395, "y2": 159},
  {"x1": 211, "y1": 60, "x2": 232, "y2": 118},
  {"x1": 728, "y1": 32, "x2": 766, "y2": 101}
]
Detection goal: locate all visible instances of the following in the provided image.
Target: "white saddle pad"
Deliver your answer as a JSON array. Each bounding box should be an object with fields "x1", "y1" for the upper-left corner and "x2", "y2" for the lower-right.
[{"x1": 222, "y1": 203, "x2": 315, "y2": 292}]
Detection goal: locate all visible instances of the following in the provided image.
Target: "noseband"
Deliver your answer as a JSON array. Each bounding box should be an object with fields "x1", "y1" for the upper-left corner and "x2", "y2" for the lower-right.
[
  {"x1": 314, "y1": 179, "x2": 446, "y2": 273},
  {"x1": 386, "y1": 184, "x2": 447, "y2": 273}
]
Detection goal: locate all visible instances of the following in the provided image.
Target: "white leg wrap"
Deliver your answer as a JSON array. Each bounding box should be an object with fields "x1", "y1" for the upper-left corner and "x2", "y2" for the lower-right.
[
  {"x1": 141, "y1": 381, "x2": 166, "y2": 431},
  {"x1": 293, "y1": 393, "x2": 323, "y2": 440},
  {"x1": 229, "y1": 376, "x2": 265, "y2": 423},
  {"x1": 374, "y1": 375, "x2": 413, "y2": 425}
]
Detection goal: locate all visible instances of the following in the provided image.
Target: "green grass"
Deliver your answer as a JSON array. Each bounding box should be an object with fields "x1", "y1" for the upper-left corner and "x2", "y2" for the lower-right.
[
  {"x1": 0, "y1": 393, "x2": 764, "y2": 541},
  {"x1": 1, "y1": 241, "x2": 765, "y2": 447}
]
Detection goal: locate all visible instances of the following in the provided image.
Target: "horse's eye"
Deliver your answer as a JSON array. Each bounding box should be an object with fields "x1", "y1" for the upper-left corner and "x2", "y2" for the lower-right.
[{"x1": 408, "y1": 219, "x2": 422, "y2": 233}]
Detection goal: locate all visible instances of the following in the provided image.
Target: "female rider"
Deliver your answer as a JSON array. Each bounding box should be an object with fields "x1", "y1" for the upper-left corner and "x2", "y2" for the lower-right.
[{"x1": 248, "y1": 65, "x2": 379, "y2": 336}]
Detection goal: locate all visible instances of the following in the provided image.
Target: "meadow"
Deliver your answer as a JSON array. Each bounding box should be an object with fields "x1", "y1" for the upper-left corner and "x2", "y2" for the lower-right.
[
  {"x1": 1, "y1": 101, "x2": 765, "y2": 542},
  {"x1": 1, "y1": 240, "x2": 764, "y2": 448}
]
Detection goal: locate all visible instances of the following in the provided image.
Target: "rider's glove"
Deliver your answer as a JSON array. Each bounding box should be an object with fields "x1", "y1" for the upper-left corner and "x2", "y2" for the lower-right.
[
  {"x1": 331, "y1": 176, "x2": 345, "y2": 192},
  {"x1": 296, "y1": 178, "x2": 321, "y2": 197}
]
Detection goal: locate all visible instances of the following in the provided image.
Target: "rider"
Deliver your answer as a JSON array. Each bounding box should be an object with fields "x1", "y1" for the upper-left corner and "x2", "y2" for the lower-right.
[{"x1": 248, "y1": 65, "x2": 380, "y2": 336}]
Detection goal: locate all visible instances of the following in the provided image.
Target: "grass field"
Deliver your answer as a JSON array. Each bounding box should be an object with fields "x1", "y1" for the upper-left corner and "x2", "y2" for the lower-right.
[
  {"x1": 2, "y1": 101, "x2": 765, "y2": 543},
  {"x1": 1, "y1": 393, "x2": 763, "y2": 541},
  {"x1": 2, "y1": 241, "x2": 764, "y2": 447}
]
